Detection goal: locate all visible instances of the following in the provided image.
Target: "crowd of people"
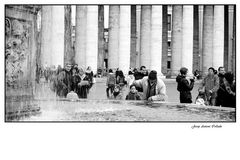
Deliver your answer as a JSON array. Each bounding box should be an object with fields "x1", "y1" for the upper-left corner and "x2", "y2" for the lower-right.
[
  {"x1": 176, "y1": 66, "x2": 236, "y2": 108},
  {"x1": 37, "y1": 63, "x2": 236, "y2": 108},
  {"x1": 106, "y1": 66, "x2": 168, "y2": 101},
  {"x1": 38, "y1": 64, "x2": 94, "y2": 99}
]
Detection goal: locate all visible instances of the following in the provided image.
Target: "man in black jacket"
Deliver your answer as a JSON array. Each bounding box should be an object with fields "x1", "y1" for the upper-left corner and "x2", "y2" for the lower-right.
[
  {"x1": 176, "y1": 67, "x2": 195, "y2": 103},
  {"x1": 216, "y1": 66, "x2": 225, "y2": 106}
]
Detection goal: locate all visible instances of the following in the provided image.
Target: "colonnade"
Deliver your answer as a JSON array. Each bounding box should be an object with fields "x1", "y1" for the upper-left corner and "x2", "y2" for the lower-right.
[{"x1": 40, "y1": 5, "x2": 235, "y2": 76}]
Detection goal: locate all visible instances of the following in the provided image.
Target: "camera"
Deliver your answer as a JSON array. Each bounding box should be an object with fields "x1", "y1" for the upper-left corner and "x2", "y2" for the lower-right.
[{"x1": 190, "y1": 76, "x2": 195, "y2": 82}]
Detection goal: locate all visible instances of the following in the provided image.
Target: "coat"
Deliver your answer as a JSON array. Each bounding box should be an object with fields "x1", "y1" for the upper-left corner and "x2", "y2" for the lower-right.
[
  {"x1": 176, "y1": 75, "x2": 194, "y2": 103},
  {"x1": 133, "y1": 77, "x2": 167, "y2": 101},
  {"x1": 56, "y1": 69, "x2": 72, "y2": 97},
  {"x1": 200, "y1": 74, "x2": 219, "y2": 99},
  {"x1": 125, "y1": 92, "x2": 141, "y2": 100},
  {"x1": 217, "y1": 83, "x2": 236, "y2": 107}
]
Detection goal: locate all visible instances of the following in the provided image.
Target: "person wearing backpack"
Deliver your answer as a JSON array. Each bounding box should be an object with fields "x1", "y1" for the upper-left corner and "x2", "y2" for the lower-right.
[{"x1": 106, "y1": 69, "x2": 116, "y2": 98}]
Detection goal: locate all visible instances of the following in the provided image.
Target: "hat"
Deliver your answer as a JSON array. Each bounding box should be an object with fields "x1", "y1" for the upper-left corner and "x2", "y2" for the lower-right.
[{"x1": 148, "y1": 70, "x2": 157, "y2": 80}]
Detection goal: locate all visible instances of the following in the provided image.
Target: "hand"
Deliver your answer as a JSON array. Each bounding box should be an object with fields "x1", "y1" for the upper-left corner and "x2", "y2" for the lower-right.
[
  {"x1": 209, "y1": 90, "x2": 212, "y2": 94},
  {"x1": 148, "y1": 97, "x2": 153, "y2": 101}
]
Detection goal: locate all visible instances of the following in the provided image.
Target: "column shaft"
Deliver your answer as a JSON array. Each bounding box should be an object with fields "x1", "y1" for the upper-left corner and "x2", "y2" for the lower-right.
[
  {"x1": 64, "y1": 5, "x2": 73, "y2": 65},
  {"x1": 213, "y1": 5, "x2": 224, "y2": 69},
  {"x1": 40, "y1": 6, "x2": 52, "y2": 67},
  {"x1": 171, "y1": 5, "x2": 183, "y2": 76},
  {"x1": 75, "y1": 6, "x2": 87, "y2": 68},
  {"x1": 224, "y1": 5, "x2": 229, "y2": 70},
  {"x1": 136, "y1": 5, "x2": 141, "y2": 68},
  {"x1": 86, "y1": 6, "x2": 98, "y2": 74},
  {"x1": 150, "y1": 5, "x2": 163, "y2": 75},
  {"x1": 140, "y1": 5, "x2": 151, "y2": 69},
  {"x1": 130, "y1": 5, "x2": 137, "y2": 68},
  {"x1": 202, "y1": 5, "x2": 214, "y2": 75},
  {"x1": 119, "y1": 6, "x2": 131, "y2": 74},
  {"x1": 228, "y1": 5, "x2": 234, "y2": 72},
  {"x1": 161, "y1": 5, "x2": 168, "y2": 75},
  {"x1": 108, "y1": 5, "x2": 120, "y2": 69},
  {"x1": 182, "y1": 6, "x2": 193, "y2": 75},
  {"x1": 51, "y1": 6, "x2": 64, "y2": 67},
  {"x1": 98, "y1": 5, "x2": 105, "y2": 70},
  {"x1": 193, "y1": 5, "x2": 200, "y2": 73},
  {"x1": 199, "y1": 5, "x2": 204, "y2": 73}
]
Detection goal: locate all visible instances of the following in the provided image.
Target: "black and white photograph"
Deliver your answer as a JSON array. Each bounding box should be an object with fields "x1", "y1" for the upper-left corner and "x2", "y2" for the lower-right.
[
  {"x1": 1, "y1": 1, "x2": 240, "y2": 160},
  {"x1": 4, "y1": 4, "x2": 236, "y2": 122}
]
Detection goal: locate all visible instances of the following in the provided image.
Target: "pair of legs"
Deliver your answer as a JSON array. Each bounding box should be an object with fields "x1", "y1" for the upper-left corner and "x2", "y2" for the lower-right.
[{"x1": 106, "y1": 84, "x2": 115, "y2": 98}]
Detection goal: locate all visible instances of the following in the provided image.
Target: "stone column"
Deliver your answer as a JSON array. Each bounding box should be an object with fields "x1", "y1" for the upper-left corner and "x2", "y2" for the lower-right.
[
  {"x1": 51, "y1": 6, "x2": 64, "y2": 68},
  {"x1": 40, "y1": 6, "x2": 52, "y2": 67},
  {"x1": 199, "y1": 5, "x2": 204, "y2": 73},
  {"x1": 108, "y1": 5, "x2": 120, "y2": 70},
  {"x1": 140, "y1": 5, "x2": 151, "y2": 69},
  {"x1": 64, "y1": 5, "x2": 73, "y2": 65},
  {"x1": 232, "y1": 5, "x2": 236, "y2": 75},
  {"x1": 182, "y1": 6, "x2": 193, "y2": 75},
  {"x1": 86, "y1": 6, "x2": 98, "y2": 74},
  {"x1": 171, "y1": 5, "x2": 183, "y2": 77},
  {"x1": 213, "y1": 5, "x2": 224, "y2": 70},
  {"x1": 75, "y1": 6, "x2": 87, "y2": 68},
  {"x1": 130, "y1": 5, "x2": 137, "y2": 68},
  {"x1": 228, "y1": 5, "x2": 234, "y2": 72},
  {"x1": 193, "y1": 5, "x2": 200, "y2": 73},
  {"x1": 136, "y1": 5, "x2": 141, "y2": 68},
  {"x1": 224, "y1": 5, "x2": 229, "y2": 70},
  {"x1": 150, "y1": 5, "x2": 163, "y2": 76},
  {"x1": 119, "y1": 6, "x2": 131, "y2": 74},
  {"x1": 202, "y1": 5, "x2": 214, "y2": 75},
  {"x1": 98, "y1": 5, "x2": 105, "y2": 70},
  {"x1": 161, "y1": 5, "x2": 168, "y2": 75}
]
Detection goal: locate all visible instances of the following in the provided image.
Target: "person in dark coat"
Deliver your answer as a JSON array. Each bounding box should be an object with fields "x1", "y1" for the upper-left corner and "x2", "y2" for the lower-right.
[
  {"x1": 56, "y1": 64, "x2": 72, "y2": 97},
  {"x1": 71, "y1": 67, "x2": 81, "y2": 93},
  {"x1": 216, "y1": 66, "x2": 225, "y2": 106},
  {"x1": 217, "y1": 72, "x2": 236, "y2": 108},
  {"x1": 85, "y1": 66, "x2": 94, "y2": 90},
  {"x1": 134, "y1": 66, "x2": 148, "y2": 80},
  {"x1": 77, "y1": 68, "x2": 91, "y2": 98},
  {"x1": 176, "y1": 67, "x2": 195, "y2": 103}
]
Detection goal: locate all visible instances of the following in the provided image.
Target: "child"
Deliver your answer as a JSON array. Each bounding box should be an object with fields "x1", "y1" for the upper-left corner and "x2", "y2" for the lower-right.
[
  {"x1": 125, "y1": 84, "x2": 141, "y2": 100},
  {"x1": 106, "y1": 69, "x2": 116, "y2": 98},
  {"x1": 195, "y1": 90, "x2": 206, "y2": 106},
  {"x1": 110, "y1": 85, "x2": 123, "y2": 100}
]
